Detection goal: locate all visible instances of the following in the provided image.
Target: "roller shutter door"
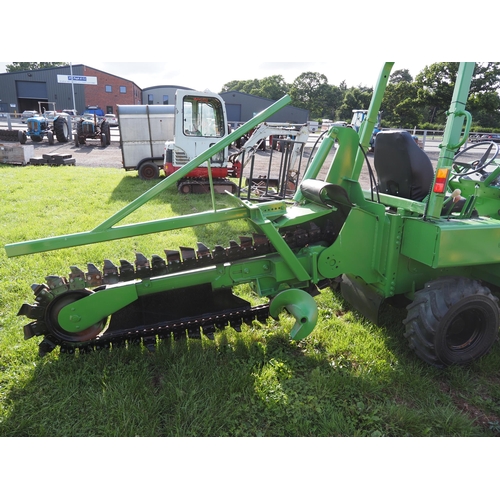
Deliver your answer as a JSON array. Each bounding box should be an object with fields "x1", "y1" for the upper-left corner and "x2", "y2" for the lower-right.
[{"x1": 16, "y1": 81, "x2": 48, "y2": 99}]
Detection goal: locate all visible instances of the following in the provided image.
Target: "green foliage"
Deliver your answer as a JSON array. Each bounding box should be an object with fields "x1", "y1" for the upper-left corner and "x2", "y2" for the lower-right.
[
  {"x1": 6, "y1": 62, "x2": 69, "y2": 72},
  {"x1": 221, "y1": 63, "x2": 500, "y2": 128},
  {"x1": 1, "y1": 165, "x2": 500, "y2": 437}
]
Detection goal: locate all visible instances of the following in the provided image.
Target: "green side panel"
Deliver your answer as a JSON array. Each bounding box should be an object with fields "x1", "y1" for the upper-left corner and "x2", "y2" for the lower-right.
[
  {"x1": 401, "y1": 217, "x2": 500, "y2": 268},
  {"x1": 317, "y1": 205, "x2": 387, "y2": 283}
]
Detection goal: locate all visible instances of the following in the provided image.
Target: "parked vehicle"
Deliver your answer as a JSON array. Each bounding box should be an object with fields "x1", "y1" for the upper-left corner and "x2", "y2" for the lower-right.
[
  {"x1": 84, "y1": 106, "x2": 104, "y2": 119},
  {"x1": 117, "y1": 90, "x2": 308, "y2": 194},
  {"x1": 104, "y1": 114, "x2": 118, "y2": 127},
  {"x1": 19, "y1": 104, "x2": 71, "y2": 144},
  {"x1": 480, "y1": 133, "x2": 500, "y2": 143},
  {"x1": 74, "y1": 113, "x2": 111, "y2": 147},
  {"x1": 21, "y1": 110, "x2": 38, "y2": 123}
]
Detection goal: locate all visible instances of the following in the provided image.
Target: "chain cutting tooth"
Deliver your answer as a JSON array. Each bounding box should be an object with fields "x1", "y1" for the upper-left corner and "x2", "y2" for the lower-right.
[
  {"x1": 179, "y1": 246, "x2": 197, "y2": 269},
  {"x1": 38, "y1": 338, "x2": 56, "y2": 357},
  {"x1": 212, "y1": 245, "x2": 226, "y2": 263},
  {"x1": 68, "y1": 266, "x2": 86, "y2": 289},
  {"x1": 165, "y1": 250, "x2": 181, "y2": 272},
  {"x1": 252, "y1": 233, "x2": 271, "y2": 255},
  {"x1": 151, "y1": 254, "x2": 167, "y2": 276},
  {"x1": 103, "y1": 260, "x2": 119, "y2": 284},
  {"x1": 18, "y1": 303, "x2": 44, "y2": 320},
  {"x1": 227, "y1": 240, "x2": 241, "y2": 260},
  {"x1": 45, "y1": 276, "x2": 69, "y2": 296},
  {"x1": 202, "y1": 323, "x2": 215, "y2": 340},
  {"x1": 239, "y1": 236, "x2": 255, "y2": 258},
  {"x1": 294, "y1": 227, "x2": 309, "y2": 246},
  {"x1": 23, "y1": 321, "x2": 48, "y2": 340},
  {"x1": 86, "y1": 263, "x2": 103, "y2": 287},
  {"x1": 119, "y1": 259, "x2": 135, "y2": 281},
  {"x1": 143, "y1": 336, "x2": 156, "y2": 352},
  {"x1": 196, "y1": 242, "x2": 211, "y2": 257},
  {"x1": 135, "y1": 252, "x2": 151, "y2": 278}
]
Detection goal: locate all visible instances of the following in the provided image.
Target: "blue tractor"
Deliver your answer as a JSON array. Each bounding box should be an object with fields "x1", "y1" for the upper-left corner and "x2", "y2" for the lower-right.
[
  {"x1": 74, "y1": 112, "x2": 110, "y2": 147},
  {"x1": 18, "y1": 108, "x2": 71, "y2": 145}
]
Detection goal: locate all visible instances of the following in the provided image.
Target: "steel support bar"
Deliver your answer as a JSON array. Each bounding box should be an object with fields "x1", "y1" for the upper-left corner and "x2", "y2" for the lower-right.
[
  {"x1": 5, "y1": 207, "x2": 249, "y2": 257},
  {"x1": 425, "y1": 63, "x2": 475, "y2": 219}
]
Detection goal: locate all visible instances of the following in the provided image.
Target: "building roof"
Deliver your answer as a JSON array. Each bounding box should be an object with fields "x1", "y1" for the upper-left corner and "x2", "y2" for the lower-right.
[{"x1": 0, "y1": 64, "x2": 141, "y2": 89}]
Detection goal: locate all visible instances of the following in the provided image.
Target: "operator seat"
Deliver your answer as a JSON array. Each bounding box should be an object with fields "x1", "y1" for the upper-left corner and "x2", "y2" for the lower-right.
[{"x1": 373, "y1": 130, "x2": 434, "y2": 202}]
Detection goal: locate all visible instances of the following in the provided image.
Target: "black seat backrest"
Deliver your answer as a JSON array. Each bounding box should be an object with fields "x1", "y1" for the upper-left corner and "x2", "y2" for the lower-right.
[{"x1": 374, "y1": 130, "x2": 434, "y2": 201}]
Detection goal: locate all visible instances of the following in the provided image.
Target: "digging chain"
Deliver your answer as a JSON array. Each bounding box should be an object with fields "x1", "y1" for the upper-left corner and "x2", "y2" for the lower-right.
[{"x1": 18, "y1": 219, "x2": 336, "y2": 356}]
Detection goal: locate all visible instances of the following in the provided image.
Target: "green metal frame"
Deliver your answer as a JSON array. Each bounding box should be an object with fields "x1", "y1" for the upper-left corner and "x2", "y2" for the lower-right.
[{"x1": 8, "y1": 62, "x2": 500, "y2": 343}]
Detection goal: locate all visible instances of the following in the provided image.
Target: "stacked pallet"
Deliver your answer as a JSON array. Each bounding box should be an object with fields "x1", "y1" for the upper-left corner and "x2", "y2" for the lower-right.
[{"x1": 30, "y1": 154, "x2": 76, "y2": 166}]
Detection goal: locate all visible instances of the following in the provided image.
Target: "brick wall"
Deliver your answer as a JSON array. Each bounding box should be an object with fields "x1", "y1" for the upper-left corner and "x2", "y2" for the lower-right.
[{"x1": 83, "y1": 66, "x2": 142, "y2": 114}]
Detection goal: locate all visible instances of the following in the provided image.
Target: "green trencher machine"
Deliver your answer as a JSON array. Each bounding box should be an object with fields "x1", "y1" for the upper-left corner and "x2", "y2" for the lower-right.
[{"x1": 6, "y1": 62, "x2": 500, "y2": 368}]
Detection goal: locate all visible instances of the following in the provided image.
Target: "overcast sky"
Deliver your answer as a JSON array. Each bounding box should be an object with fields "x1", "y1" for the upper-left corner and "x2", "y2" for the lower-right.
[{"x1": 0, "y1": 61, "x2": 433, "y2": 93}]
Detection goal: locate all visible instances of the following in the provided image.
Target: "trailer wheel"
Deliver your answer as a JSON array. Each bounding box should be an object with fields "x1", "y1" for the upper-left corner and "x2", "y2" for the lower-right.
[
  {"x1": 138, "y1": 162, "x2": 160, "y2": 180},
  {"x1": 404, "y1": 277, "x2": 499, "y2": 367}
]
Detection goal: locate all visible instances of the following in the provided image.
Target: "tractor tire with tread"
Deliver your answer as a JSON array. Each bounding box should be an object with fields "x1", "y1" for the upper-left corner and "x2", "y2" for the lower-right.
[
  {"x1": 404, "y1": 276, "x2": 500, "y2": 367},
  {"x1": 53, "y1": 116, "x2": 70, "y2": 143},
  {"x1": 75, "y1": 122, "x2": 85, "y2": 145},
  {"x1": 101, "y1": 121, "x2": 111, "y2": 146}
]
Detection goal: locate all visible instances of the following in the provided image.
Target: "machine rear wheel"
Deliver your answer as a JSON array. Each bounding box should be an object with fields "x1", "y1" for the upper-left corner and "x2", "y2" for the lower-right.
[
  {"x1": 404, "y1": 277, "x2": 499, "y2": 367},
  {"x1": 54, "y1": 116, "x2": 70, "y2": 143},
  {"x1": 101, "y1": 121, "x2": 111, "y2": 145}
]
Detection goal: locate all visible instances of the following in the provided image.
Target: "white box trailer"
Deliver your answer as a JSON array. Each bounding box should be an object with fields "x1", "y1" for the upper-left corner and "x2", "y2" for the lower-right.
[
  {"x1": 117, "y1": 104, "x2": 175, "y2": 177},
  {"x1": 117, "y1": 89, "x2": 230, "y2": 181}
]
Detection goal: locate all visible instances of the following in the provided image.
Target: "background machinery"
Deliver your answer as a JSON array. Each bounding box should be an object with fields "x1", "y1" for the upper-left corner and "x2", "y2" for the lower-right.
[
  {"x1": 18, "y1": 102, "x2": 72, "y2": 145},
  {"x1": 117, "y1": 90, "x2": 309, "y2": 194},
  {"x1": 7, "y1": 62, "x2": 500, "y2": 369},
  {"x1": 74, "y1": 112, "x2": 111, "y2": 147}
]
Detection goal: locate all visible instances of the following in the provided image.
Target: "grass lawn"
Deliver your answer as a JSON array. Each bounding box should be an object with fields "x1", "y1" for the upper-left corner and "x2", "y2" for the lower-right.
[{"x1": 1, "y1": 164, "x2": 500, "y2": 438}]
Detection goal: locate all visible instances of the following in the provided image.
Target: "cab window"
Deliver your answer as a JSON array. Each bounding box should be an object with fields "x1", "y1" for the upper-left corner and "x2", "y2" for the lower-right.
[{"x1": 183, "y1": 96, "x2": 224, "y2": 138}]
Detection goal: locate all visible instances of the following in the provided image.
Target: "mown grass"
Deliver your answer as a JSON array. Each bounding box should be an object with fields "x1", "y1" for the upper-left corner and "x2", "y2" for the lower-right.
[{"x1": 1, "y1": 164, "x2": 500, "y2": 437}]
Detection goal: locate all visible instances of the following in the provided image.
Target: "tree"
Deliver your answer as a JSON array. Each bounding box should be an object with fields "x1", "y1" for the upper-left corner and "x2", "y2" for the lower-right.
[
  {"x1": 289, "y1": 72, "x2": 330, "y2": 118},
  {"x1": 390, "y1": 69, "x2": 413, "y2": 84},
  {"x1": 382, "y1": 81, "x2": 421, "y2": 128},
  {"x1": 220, "y1": 79, "x2": 261, "y2": 94},
  {"x1": 467, "y1": 91, "x2": 500, "y2": 129},
  {"x1": 6, "y1": 62, "x2": 68, "y2": 72},
  {"x1": 253, "y1": 75, "x2": 289, "y2": 100},
  {"x1": 414, "y1": 62, "x2": 500, "y2": 124},
  {"x1": 337, "y1": 87, "x2": 372, "y2": 121}
]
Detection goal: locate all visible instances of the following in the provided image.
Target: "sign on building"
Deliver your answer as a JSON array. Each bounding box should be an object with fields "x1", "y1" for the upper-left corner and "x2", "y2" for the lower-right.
[{"x1": 57, "y1": 75, "x2": 98, "y2": 85}]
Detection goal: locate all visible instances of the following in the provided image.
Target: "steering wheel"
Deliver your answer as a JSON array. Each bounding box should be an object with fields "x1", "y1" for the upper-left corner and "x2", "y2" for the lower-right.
[{"x1": 452, "y1": 141, "x2": 499, "y2": 177}]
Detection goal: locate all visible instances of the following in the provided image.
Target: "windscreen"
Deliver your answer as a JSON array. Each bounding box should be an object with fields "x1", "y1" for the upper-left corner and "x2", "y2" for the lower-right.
[{"x1": 183, "y1": 96, "x2": 225, "y2": 138}]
